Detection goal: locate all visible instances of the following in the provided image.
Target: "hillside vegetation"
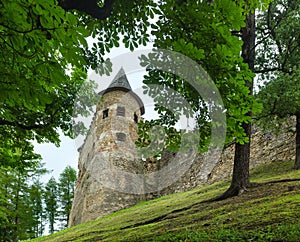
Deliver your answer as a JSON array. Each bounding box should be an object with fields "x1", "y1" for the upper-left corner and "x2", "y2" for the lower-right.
[{"x1": 30, "y1": 161, "x2": 300, "y2": 242}]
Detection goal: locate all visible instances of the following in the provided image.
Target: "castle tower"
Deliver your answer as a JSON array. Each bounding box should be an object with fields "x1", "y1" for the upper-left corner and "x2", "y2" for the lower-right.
[{"x1": 68, "y1": 68, "x2": 145, "y2": 226}]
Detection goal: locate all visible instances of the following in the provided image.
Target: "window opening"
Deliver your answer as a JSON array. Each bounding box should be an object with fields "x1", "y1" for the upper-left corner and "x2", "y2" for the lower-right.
[
  {"x1": 117, "y1": 106, "x2": 125, "y2": 116},
  {"x1": 134, "y1": 113, "x2": 138, "y2": 123},
  {"x1": 116, "y1": 132, "x2": 126, "y2": 142},
  {"x1": 103, "y1": 109, "x2": 109, "y2": 119}
]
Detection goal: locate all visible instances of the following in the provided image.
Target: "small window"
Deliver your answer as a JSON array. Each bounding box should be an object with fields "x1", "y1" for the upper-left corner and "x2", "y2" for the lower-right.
[
  {"x1": 103, "y1": 109, "x2": 109, "y2": 119},
  {"x1": 117, "y1": 106, "x2": 125, "y2": 116},
  {"x1": 116, "y1": 132, "x2": 126, "y2": 142},
  {"x1": 134, "y1": 113, "x2": 138, "y2": 123}
]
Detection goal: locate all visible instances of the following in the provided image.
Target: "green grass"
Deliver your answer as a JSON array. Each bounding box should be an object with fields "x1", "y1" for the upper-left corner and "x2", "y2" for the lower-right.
[{"x1": 30, "y1": 160, "x2": 300, "y2": 242}]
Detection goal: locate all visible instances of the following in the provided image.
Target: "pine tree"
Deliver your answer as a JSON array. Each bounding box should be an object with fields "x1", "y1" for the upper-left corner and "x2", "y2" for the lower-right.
[
  {"x1": 58, "y1": 166, "x2": 77, "y2": 229},
  {"x1": 28, "y1": 180, "x2": 45, "y2": 237},
  {"x1": 44, "y1": 177, "x2": 59, "y2": 234},
  {"x1": 0, "y1": 168, "x2": 15, "y2": 242},
  {"x1": 0, "y1": 162, "x2": 47, "y2": 241}
]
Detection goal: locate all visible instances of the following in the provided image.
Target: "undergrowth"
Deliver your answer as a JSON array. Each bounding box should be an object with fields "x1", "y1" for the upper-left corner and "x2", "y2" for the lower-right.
[{"x1": 30, "y1": 160, "x2": 300, "y2": 242}]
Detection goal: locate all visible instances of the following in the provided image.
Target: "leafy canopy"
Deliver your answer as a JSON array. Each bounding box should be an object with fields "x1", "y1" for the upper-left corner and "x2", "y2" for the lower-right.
[
  {"x1": 0, "y1": 0, "x2": 157, "y2": 167},
  {"x1": 255, "y1": 0, "x2": 300, "y2": 129},
  {"x1": 137, "y1": 0, "x2": 267, "y2": 154}
]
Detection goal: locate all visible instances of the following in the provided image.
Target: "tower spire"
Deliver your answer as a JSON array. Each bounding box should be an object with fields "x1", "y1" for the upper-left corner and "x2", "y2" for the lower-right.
[
  {"x1": 99, "y1": 67, "x2": 145, "y2": 115},
  {"x1": 107, "y1": 67, "x2": 132, "y2": 91}
]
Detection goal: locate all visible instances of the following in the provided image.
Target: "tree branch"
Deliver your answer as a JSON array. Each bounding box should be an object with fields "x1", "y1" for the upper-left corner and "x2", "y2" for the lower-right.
[
  {"x1": 0, "y1": 119, "x2": 50, "y2": 130},
  {"x1": 231, "y1": 30, "x2": 242, "y2": 38},
  {"x1": 58, "y1": 0, "x2": 116, "y2": 20},
  {"x1": 254, "y1": 67, "x2": 279, "y2": 74},
  {"x1": 0, "y1": 23, "x2": 58, "y2": 35},
  {"x1": 266, "y1": 3, "x2": 283, "y2": 56},
  {"x1": 0, "y1": 35, "x2": 36, "y2": 59},
  {"x1": 254, "y1": 66, "x2": 291, "y2": 74}
]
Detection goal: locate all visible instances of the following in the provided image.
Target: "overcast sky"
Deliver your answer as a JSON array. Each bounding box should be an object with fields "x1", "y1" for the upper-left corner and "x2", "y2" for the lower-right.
[
  {"x1": 34, "y1": 41, "x2": 197, "y2": 183},
  {"x1": 34, "y1": 44, "x2": 155, "y2": 182}
]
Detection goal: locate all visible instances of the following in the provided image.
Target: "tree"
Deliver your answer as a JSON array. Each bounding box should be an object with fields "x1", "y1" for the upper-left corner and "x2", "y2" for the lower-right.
[
  {"x1": 140, "y1": 0, "x2": 265, "y2": 199},
  {"x1": 0, "y1": 128, "x2": 41, "y2": 169},
  {"x1": 58, "y1": 166, "x2": 77, "y2": 229},
  {"x1": 44, "y1": 177, "x2": 59, "y2": 234},
  {"x1": 255, "y1": 0, "x2": 299, "y2": 75},
  {"x1": 0, "y1": 163, "x2": 47, "y2": 241},
  {"x1": 256, "y1": 72, "x2": 300, "y2": 169},
  {"x1": 255, "y1": 0, "x2": 300, "y2": 169},
  {"x1": 28, "y1": 180, "x2": 45, "y2": 237},
  {"x1": 0, "y1": 168, "x2": 15, "y2": 242},
  {"x1": 0, "y1": 0, "x2": 157, "y2": 169},
  {"x1": 220, "y1": 4, "x2": 256, "y2": 199}
]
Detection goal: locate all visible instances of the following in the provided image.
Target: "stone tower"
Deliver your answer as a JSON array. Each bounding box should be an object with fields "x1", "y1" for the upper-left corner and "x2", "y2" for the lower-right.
[{"x1": 68, "y1": 68, "x2": 145, "y2": 226}]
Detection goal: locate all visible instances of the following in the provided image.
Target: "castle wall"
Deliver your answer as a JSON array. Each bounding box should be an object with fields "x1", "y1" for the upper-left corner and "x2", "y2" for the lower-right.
[
  {"x1": 207, "y1": 121, "x2": 296, "y2": 184},
  {"x1": 70, "y1": 89, "x2": 296, "y2": 228},
  {"x1": 141, "y1": 120, "x2": 296, "y2": 198}
]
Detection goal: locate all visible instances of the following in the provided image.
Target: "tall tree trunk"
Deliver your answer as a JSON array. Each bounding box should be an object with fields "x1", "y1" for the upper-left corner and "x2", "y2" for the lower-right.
[
  {"x1": 231, "y1": 9, "x2": 255, "y2": 192},
  {"x1": 295, "y1": 112, "x2": 300, "y2": 169},
  {"x1": 211, "y1": 11, "x2": 255, "y2": 201},
  {"x1": 13, "y1": 175, "x2": 21, "y2": 242}
]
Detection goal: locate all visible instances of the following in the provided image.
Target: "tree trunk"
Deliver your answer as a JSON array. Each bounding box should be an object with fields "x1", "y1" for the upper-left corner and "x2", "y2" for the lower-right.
[
  {"x1": 230, "y1": 9, "x2": 255, "y2": 193},
  {"x1": 13, "y1": 175, "x2": 21, "y2": 242},
  {"x1": 295, "y1": 112, "x2": 300, "y2": 169},
  {"x1": 210, "y1": 11, "x2": 255, "y2": 201}
]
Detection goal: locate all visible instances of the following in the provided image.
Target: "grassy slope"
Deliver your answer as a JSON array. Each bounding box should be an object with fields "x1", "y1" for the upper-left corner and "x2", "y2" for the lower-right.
[{"x1": 31, "y1": 161, "x2": 300, "y2": 242}]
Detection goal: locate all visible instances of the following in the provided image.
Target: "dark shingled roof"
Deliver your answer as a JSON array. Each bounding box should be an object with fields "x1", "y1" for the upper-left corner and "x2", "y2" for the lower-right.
[
  {"x1": 99, "y1": 67, "x2": 145, "y2": 115},
  {"x1": 107, "y1": 67, "x2": 132, "y2": 91}
]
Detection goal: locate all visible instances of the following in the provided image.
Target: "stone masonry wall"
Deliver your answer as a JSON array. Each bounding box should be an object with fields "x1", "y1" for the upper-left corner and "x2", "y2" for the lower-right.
[
  {"x1": 70, "y1": 104, "x2": 296, "y2": 227},
  {"x1": 142, "y1": 119, "x2": 295, "y2": 197},
  {"x1": 68, "y1": 90, "x2": 144, "y2": 226}
]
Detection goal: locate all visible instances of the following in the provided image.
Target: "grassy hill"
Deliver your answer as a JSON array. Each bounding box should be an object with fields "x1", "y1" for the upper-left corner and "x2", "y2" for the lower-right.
[{"x1": 30, "y1": 161, "x2": 300, "y2": 242}]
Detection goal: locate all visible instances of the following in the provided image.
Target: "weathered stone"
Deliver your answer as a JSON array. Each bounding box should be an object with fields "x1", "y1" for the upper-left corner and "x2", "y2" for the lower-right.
[
  {"x1": 68, "y1": 69, "x2": 145, "y2": 227},
  {"x1": 69, "y1": 69, "x2": 296, "y2": 227}
]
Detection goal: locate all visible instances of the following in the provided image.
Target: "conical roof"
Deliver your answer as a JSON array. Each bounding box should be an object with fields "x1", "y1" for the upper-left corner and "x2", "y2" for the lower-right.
[
  {"x1": 107, "y1": 67, "x2": 132, "y2": 91},
  {"x1": 99, "y1": 67, "x2": 145, "y2": 115}
]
